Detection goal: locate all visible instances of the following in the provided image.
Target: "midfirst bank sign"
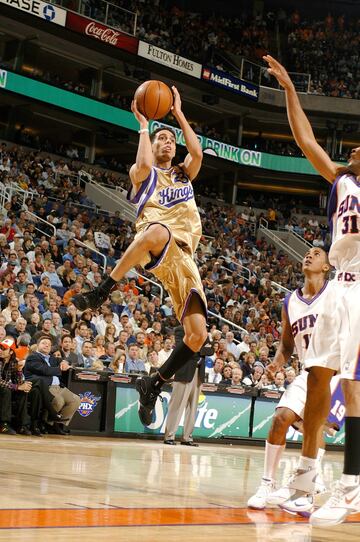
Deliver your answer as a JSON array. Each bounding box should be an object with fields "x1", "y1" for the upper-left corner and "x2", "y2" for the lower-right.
[
  {"x1": 202, "y1": 66, "x2": 259, "y2": 101},
  {"x1": 150, "y1": 119, "x2": 262, "y2": 168}
]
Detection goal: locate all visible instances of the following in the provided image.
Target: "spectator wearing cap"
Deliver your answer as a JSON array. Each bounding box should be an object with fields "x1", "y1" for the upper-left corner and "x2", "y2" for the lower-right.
[
  {"x1": 0, "y1": 337, "x2": 33, "y2": 435},
  {"x1": 24, "y1": 336, "x2": 81, "y2": 434},
  {"x1": 124, "y1": 344, "x2": 146, "y2": 373}
]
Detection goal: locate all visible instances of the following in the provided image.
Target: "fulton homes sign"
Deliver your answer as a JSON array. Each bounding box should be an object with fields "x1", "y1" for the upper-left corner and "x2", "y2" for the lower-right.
[{"x1": 138, "y1": 41, "x2": 202, "y2": 79}]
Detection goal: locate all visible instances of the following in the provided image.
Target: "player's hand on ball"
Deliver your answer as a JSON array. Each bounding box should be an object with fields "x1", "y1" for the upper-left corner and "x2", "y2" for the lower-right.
[
  {"x1": 171, "y1": 86, "x2": 182, "y2": 117},
  {"x1": 131, "y1": 99, "x2": 149, "y2": 129},
  {"x1": 263, "y1": 55, "x2": 294, "y2": 90}
]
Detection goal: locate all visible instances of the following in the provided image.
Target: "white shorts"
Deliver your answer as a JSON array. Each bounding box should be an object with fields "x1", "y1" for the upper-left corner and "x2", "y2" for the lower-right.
[
  {"x1": 304, "y1": 273, "x2": 360, "y2": 380},
  {"x1": 277, "y1": 371, "x2": 342, "y2": 421}
]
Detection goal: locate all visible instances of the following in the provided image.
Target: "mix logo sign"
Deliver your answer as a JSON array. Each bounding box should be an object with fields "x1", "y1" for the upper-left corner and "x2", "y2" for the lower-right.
[
  {"x1": 138, "y1": 41, "x2": 202, "y2": 79},
  {"x1": 150, "y1": 120, "x2": 262, "y2": 168},
  {"x1": 78, "y1": 391, "x2": 101, "y2": 417},
  {"x1": 202, "y1": 66, "x2": 259, "y2": 102},
  {"x1": 0, "y1": 0, "x2": 67, "y2": 26}
]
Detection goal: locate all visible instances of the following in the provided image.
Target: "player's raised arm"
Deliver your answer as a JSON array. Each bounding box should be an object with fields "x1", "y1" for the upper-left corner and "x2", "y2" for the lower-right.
[
  {"x1": 263, "y1": 55, "x2": 338, "y2": 184},
  {"x1": 266, "y1": 305, "x2": 294, "y2": 380},
  {"x1": 171, "y1": 86, "x2": 203, "y2": 181},
  {"x1": 129, "y1": 100, "x2": 153, "y2": 188}
]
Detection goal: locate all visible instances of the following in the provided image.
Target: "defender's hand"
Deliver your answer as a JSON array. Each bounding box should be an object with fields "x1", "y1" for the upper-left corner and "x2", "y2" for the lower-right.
[
  {"x1": 266, "y1": 361, "x2": 283, "y2": 381},
  {"x1": 263, "y1": 55, "x2": 294, "y2": 90},
  {"x1": 131, "y1": 99, "x2": 149, "y2": 128},
  {"x1": 171, "y1": 86, "x2": 182, "y2": 117}
]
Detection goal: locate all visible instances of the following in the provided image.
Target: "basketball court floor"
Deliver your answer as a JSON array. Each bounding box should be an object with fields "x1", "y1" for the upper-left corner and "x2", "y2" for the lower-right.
[{"x1": 0, "y1": 435, "x2": 359, "y2": 541}]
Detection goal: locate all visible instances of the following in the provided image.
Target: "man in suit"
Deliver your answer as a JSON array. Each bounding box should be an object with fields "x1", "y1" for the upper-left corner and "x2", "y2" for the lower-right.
[
  {"x1": 163, "y1": 326, "x2": 213, "y2": 446},
  {"x1": 24, "y1": 336, "x2": 81, "y2": 434}
]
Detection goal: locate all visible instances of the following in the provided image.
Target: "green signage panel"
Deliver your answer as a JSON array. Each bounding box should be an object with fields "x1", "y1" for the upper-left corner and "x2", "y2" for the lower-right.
[
  {"x1": 252, "y1": 398, "x2": 345, "y2": 445},
  {"x1": 0, "y1": 68, "x2": 339, "y2": 176},
  {"x1": 114, "y1": 385, "x2": 251, "y2": 438}
]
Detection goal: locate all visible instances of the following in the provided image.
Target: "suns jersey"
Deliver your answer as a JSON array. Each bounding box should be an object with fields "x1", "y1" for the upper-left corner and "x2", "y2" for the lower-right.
[
  {"x1": 284, "y1": 281, "x2": 329, "y2": 365},
  {"x1": 127, "y1": 165, "x2": 202, "y2": 255},
  {"x1": 328, "y1": 173, "x2": 360, "y2": 272}
]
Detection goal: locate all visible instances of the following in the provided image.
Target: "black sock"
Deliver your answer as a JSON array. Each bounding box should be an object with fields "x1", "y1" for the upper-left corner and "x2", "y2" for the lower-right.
[
  {"x1": 158, "y1": 340, "x2": 196, "y2": 382},
  {"x1": 344, "y1": 417, "x2": 360, "y2": 475},
  {"x1": 100, "y1": 276, "x2": 117, "y2": 294}
]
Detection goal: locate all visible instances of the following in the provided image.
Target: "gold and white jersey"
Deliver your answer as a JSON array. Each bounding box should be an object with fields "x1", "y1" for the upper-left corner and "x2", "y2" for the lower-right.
[{"x1": 127, "y1": 165, "x2": 202, "y2": 255}]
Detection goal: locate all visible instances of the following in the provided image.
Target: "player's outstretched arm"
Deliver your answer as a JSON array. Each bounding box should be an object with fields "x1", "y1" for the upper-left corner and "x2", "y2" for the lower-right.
[
  {"x1": 266, "y1": 305, "x2": 294, "y2": 380},
  {"x1": 171, "y1": 86, "x2": 203, "y2": 181},
  {"x1": 129, "y1": 100, "x2": 153, "y2": 188},
  {"x1": 263, "y1": 55, "x2": 337, "y2": 184}
]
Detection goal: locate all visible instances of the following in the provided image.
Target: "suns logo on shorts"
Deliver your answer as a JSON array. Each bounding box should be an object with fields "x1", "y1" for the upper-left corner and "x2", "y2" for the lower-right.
[{"x1": 78, "y1": 391, "x2": 101, "y2": 417}]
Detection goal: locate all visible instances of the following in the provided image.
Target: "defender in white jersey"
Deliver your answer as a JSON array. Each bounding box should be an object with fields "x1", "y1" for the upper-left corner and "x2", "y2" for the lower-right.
[
  {"x1": 264, "y1": 55, "x2": 360, "y2": 526},
  {"x1": 248, "y1": 248, "x2": 335, "y2": 510}
]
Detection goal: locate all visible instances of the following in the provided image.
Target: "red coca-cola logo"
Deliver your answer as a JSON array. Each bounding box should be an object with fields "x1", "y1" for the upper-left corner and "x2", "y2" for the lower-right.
[
  {"x1": 66, "y1": 12, "x2": 138, "y2": 54},
  {"x1": 85, "y1": 22, "x2": 120, "y2": 45}
]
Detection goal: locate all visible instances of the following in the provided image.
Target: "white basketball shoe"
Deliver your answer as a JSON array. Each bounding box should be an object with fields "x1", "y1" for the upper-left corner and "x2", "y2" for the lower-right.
[
  {"x1": 247, "y1": 478, "x2": 276, "y2": 509},
  {"x1": 310, "y1": 481, "x2": 360, "y2": 526},
  {"x1": 275, "y1": 467, "x2": 318, "y2": 513}
]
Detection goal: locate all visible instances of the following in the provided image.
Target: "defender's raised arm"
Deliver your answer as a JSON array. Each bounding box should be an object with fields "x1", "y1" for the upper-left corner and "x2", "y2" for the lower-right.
[{"x1": 263, "y1": 55, "x2": 337, "y2": 184}]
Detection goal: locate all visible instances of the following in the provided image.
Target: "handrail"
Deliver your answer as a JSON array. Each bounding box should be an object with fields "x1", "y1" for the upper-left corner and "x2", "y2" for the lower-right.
[
  {"x1": 74, "y1": 238, "x2": 107, "y2": 272},
  {"x1": 25, "y1": 211, "x2": 56, "y2": 237},
  {"x1": 289, "y1": 229, "x2": 313, "y2": 249},
  {"x1": 129, "y1": 270, "x2": 164, "y2": 303},
  {"x1": 223, "y1": 258, "x2": 252, "y2": 282},
  {"x1": 220, "y1": 265, "x2": 250, "y2": 284},
  {"x1": 270, "y1": 281, "x2": 291, "y2": 295},
  {"x1": 86, "y1": 176, "x2": 136, "y2": 222},
  {"x1": 208, "y1": 310, "x2": 247, "y2": 335},
  {"x1": 258, "y1": 220, "x2": 303, "y2": 263}
]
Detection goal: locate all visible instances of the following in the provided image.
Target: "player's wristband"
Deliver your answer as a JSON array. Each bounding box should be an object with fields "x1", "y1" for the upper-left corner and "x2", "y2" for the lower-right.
[{"x1": 138, "y1": 128, "x2": 149, "y2": 134}]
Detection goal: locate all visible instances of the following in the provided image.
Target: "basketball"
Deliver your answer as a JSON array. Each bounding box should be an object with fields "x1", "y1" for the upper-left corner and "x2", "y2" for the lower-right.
[{"x1": 134, "y1": 80, "x2": 173, "y2": 120}]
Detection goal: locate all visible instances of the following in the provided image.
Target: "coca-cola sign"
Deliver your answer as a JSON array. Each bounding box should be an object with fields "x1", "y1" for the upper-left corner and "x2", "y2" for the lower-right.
[{"x1": 66, "y1": 12, "x2": 138, "y2": 54}]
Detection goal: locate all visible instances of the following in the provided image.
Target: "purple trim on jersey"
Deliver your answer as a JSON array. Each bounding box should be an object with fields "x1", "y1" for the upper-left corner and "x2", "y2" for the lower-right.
[
  {"x1": 327, "y1": 176, "x2": 341, "y2": 237},
  {"x1": 283, "y1": 292, "x2": 291, "y2": 319},
  {"x1": 295, "y1": 280, "x2": 329, "y2": 306},
  {"x1": 327, "y1": 380, "x2": 345, "y2": 429},
  {"x1": 136, "y1": 169, "x2": 158, "y2": 218},
  {"x1": 350, "y1": 176, "x2": 360, "y2": 188},
  {"x1": 180, "y1": 288, "x2": 207, "y2": 323},
  {"x1": 353, "y1": 347, "x2": 360, "y2": 380},
  {"x1": 127, "y1": 170, "x2": 152, "y2": 204},
  {"x1": 144, "y1": 223, "x2": 172, "y2": 271}
]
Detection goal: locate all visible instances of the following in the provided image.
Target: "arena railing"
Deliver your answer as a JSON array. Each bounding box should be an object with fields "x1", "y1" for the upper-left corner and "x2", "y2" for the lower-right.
[
  {"x1": 208, "y1": 310, "x2": 247, "y2": 336},
  {"x1": 25, "y1": 210, "x2": 56, "y2": 238},
  {"x1": 129, "y1": 270, "x2": 164, "y2": 303},
  {"x1": 258, "y1": 218, "x2": 303, "y2": 263},
  {"x1": 54, "y1": 0, "x2": 137, "y2": 36},
  {"x1": 73, "y1": 238, "x2": 108, "y2": 272}
]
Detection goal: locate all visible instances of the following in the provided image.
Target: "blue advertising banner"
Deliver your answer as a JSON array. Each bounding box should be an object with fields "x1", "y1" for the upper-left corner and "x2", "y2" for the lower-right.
[{"x1": 202, "y1": 66, "x2": 259, "y2": 101}]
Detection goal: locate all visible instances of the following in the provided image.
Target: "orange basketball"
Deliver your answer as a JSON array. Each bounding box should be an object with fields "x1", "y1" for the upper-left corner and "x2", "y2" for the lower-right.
[{"x1": 134, "y1": 80, "x2": 173, "y2": 120}]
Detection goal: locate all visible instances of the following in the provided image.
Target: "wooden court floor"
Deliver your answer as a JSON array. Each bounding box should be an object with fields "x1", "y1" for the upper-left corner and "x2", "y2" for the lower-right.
[{"x1": 0, "y1": 435, "x2": 359, "y2": 541}]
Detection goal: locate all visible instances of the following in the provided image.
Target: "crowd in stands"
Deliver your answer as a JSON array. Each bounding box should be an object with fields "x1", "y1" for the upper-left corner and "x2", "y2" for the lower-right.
[{"x1": 0, "y1": 139, "x2": 312, "y2": 435}]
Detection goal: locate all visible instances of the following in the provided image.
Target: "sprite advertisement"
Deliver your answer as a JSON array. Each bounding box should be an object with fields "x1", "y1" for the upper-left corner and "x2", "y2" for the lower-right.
[
  {"x1": 252, "y1": 398, "x2": 345, "y2": 445},
  {"x1": 114, "y1": 385, "x2": 252, "y2": 438},
  {"x1": 114, "y1": 385, "x2": 345, "y2": 445}
]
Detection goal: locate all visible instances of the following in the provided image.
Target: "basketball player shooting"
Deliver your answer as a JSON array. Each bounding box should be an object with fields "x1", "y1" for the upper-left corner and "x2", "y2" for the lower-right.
[
  {"x1": 72, "y1": 86, "x2": 208, "y2": 426},
  {"x1": 263, "y1": 54, "x2": 360, "y2": 526},
  {"x1": 248, "y1": 247, "x2": 344, "y2": 511}
]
